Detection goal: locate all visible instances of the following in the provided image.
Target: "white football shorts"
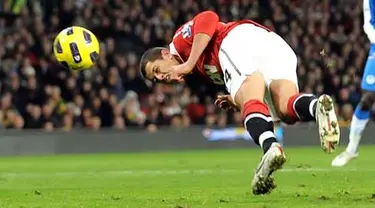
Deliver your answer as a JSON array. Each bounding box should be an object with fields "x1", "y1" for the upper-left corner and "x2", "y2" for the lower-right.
[{"x1": 218, "y1": 23, "x2": 298, "y2": 120}]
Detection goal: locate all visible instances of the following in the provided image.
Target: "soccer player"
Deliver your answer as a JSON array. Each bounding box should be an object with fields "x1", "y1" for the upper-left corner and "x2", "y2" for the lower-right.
[
  {"x1": 331, "y1": 0, "x2": 374, "y2": 167},
  {"x1": 139, "y1": 11, "x2": 340, "y2": 194}
]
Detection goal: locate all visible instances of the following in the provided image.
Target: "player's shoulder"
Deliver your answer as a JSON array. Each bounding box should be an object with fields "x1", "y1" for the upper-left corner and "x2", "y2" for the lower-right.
[
  {"x1": 196, "y1": 10, "x2": 219, "y2": 16},
  {"x1": 192, "y1": 10, "x2": 219, "y2": 21},
  {"x1": 175, "y1": 10, "x2": 218, "y2": 28}
]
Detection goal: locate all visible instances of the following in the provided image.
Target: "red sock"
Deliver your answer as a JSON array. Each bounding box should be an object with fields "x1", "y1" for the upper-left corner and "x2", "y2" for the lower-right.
[
  {"x1": 286, "y1": 94, "x2": 301, "y2": 124},
  {"x1": 287, "y1": 93, "x2": 317, "y2": 124},
  {"x1": 242, "y1": 100, "x2": 270, "y2": 121}
]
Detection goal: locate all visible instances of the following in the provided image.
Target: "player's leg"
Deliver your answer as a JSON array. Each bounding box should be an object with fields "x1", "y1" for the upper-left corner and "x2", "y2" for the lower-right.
[
  {"x1": 347, "y1": 95, "x2": 372, "y2": 154},
  {"x1": 264, "y1": 92, "x2": 284, "y2": 144},
  {"x1": 269, "y1": 79, "x2": 339, "y2": 153},
  {"x1": 332, "y1": 53, "x2": 375, "y2": 166},
  {"x1": 264, "y1": 92, "x2": 284, "y2": 145},
  {"x1": 233, "y1": 71, "x2": 286, "y2": 195},
  {"x1": 218, "y1": 25, "x2": 286, "y2": 195},
  {"x1": 331, "y1": 91, "x2": 372, "y2": 166},
  {"x1": 264, "y1": 31, "x2": 339, "y2": 153},
  {"x1": 233, "y1": 72, "x2": 279, "y2": 153}
]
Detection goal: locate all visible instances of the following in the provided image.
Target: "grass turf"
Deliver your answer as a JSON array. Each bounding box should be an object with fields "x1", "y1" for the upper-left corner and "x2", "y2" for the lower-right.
[{"x1": 0, "y1": 146, "x2": 374, "y2": 208}]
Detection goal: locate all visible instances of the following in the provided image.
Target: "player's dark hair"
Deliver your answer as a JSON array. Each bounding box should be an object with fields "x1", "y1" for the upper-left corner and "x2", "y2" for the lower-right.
[{"x1": 139, "y1": 47, "x2": 165, "y2": 80}]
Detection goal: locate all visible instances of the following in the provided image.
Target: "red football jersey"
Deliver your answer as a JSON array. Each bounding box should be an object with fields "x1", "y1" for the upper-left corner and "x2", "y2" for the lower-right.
[{"x1": 169, "y1": 11, "x2": 270, "y2": 85}]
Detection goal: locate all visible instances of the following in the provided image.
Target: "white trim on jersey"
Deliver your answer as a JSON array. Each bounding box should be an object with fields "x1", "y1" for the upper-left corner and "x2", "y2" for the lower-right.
[{"x1": 169, "y1": 42, "x2": 184, "y2": 62}]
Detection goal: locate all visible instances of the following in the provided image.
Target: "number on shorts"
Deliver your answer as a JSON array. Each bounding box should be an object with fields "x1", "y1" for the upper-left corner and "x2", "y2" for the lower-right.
[{"x1": 224, "y1": 69, "x2": 232, "y2": 82}]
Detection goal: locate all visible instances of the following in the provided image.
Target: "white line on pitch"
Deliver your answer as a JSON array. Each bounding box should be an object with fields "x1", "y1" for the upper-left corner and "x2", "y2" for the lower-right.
[{"x1": 0, "y1": 168, "x2": 371, "y2": 178}]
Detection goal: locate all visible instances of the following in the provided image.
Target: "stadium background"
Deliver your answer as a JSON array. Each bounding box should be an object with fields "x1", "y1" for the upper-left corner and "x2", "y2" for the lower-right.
[
  {"x1": 2, "y1": 1, "x2": 375, "y2": 207},
  {"x1": 0, "y1": 0, "x2": 365, "y2": 132}
]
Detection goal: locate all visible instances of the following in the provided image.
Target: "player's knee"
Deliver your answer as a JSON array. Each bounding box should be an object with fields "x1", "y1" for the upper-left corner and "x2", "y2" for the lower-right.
[
  {"x1": 269, "y1": 80, "x2": 299, "y2": 124},
  {"x1": 242, "y1": 99, "x2": 274, "y2": 145},
  {"x1": 359, "y1": 91, "x2": 375, "y2": 111}
]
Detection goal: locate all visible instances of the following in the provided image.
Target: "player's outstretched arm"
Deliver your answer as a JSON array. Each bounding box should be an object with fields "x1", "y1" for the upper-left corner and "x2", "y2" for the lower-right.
[{"x1": 172, "y1": 11, "x2": 219, "y2": 75}]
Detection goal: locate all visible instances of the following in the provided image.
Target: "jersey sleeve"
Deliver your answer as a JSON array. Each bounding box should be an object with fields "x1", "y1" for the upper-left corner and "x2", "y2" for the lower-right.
[
  {"x1": 363, "y1": 0, "x2": 375, "y2": 43},
  {"x1": 192, "y1": 11, "x2": 219, "y2": 37}
]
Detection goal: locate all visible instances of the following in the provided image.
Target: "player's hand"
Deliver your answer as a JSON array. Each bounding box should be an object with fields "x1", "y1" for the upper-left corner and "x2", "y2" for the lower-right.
[{"x1": 214, "y1": 95, "x2": 240, "y2": 112}]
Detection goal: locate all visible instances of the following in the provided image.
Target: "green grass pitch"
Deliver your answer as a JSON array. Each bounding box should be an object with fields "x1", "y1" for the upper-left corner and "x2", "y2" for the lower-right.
[{"x1": 0, "y1": 146, "x2": 375, "y2": 208}]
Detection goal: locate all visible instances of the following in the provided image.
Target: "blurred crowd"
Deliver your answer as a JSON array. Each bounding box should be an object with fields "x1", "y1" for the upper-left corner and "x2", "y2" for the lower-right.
[{"x1": 0, "y1": 0, "x2": 367, "y2": 131}]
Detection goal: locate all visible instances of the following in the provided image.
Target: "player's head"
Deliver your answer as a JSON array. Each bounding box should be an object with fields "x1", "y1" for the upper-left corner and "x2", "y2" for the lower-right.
[{"x1": 139, "y1": 47, "x2": 183, "y2": 83}]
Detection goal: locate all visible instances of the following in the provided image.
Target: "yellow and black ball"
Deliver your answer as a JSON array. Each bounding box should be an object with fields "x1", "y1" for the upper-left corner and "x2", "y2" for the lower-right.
[{"x1": 53, "y1": 26, "x2": 100, "y2": 71}]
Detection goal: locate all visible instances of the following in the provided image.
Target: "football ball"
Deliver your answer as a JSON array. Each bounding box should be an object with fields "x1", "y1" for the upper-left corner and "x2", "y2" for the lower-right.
[{"x1": 53, "y1": 26, "x2": 100, "y2": 70}]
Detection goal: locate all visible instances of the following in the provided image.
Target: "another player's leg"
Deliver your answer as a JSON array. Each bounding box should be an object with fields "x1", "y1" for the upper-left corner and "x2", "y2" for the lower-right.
[
  {"x1": 331, "y1": 53, "x2": 375, "y2": 166},
  {"x1": 269, "y1": 79, "x2": 340, "y2": 153},
  {"x1": 331, "y1": 94, "x2": 373, "y2": 166},
  {"x1": 234, "y1": 71, "x2": 286, "y2": 195}
]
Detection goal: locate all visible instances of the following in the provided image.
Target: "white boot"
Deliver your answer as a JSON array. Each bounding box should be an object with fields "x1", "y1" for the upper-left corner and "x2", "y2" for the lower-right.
[
  {"x1": 331, "y1": 151, "x2": 358, "y2": 167},
  {"x1": 315, "y1": 95, "x2": 340, "y2": 153},
  {"x1": 251, "y1": 143, "x2": 286, "y2": 195}
]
